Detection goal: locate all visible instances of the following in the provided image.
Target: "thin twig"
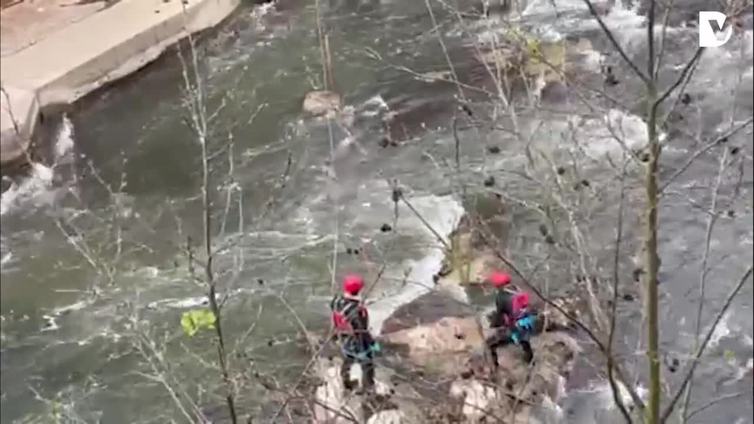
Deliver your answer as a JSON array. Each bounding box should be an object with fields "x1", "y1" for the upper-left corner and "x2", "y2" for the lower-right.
[
  {"x1": 659, "y1": 117, "x2": 753, "y2": 193},
  {"x1": 580, "y1": 0, "x2": 650, "y2": 84},
  {"x1": 399, "y1": 195, "x2": 450, "y2": 251},
  {"x1": 660, "y1": 265, "x2": 753, "y2": 423},
  {"x1": 680, "y1": 147, "x2": 729, "y2": 420},
  {"x1": 654, "y1": 48, "x2": 705, "y2": 108},
  {"x1": 685, "y1": 391, "x2": 745, "y2": 422},
  {"x1": 607, "y1": 154, "x2": 634, "y2": 423},
  {"x1": 177, "y1": 21, "x2": 238, "y2": 424}
]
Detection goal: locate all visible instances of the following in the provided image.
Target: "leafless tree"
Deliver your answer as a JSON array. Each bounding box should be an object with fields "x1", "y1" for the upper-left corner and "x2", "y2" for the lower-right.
[{"x1": 377, "y1": 0, "x2": 754, "y2": 423}]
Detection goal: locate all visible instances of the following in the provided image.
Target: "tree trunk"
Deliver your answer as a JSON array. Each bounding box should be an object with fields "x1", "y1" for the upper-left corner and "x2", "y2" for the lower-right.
[{"x1": 644, "y1": 87, "x2": 662, "y2": 424}]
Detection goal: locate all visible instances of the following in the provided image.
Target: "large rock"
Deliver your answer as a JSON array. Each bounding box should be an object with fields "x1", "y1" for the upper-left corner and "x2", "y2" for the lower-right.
[
  {"x1": 313, "y1": 357, "x2": 421, "y2": 424},
  {"x1": 318, "y1": 293, "x2": 582, "y2": 422},
  {"x1": 312, "y1": 358, "x2": 370, "y2": 424},
  {"x1": 437, "y1": 197, "x2": 510, "y2": 287},
  {"x1": 313, "y1": 194, "x2": 585, "y2": 422},
  {"x1": 438, "y1": 248, "x2": 504, "y2": 287},
  {"x1": 381, "y1": 316, "x2": 485, "y2": 376},
  {"x1": 449, "y1": 379, "x2": 499, "y2": 423},
  {"x1": 366, "y1": 410, "x2": 404, "y2": 424},
  {"x1": 303, "y1": 90, "x2": 342, "y2": 117},
  {"x1": 449, "y1": 332, "x2": 581, "y2": 424},
  {"x1": 380, "y1": 291, "x2": 476, "y2": 334}
]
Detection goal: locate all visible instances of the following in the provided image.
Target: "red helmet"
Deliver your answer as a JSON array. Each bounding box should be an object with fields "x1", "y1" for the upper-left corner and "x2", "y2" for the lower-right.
[
  {"x1": 512, "y1": 292, "x2": 529, "y2": 312},
  {"x1": 343, "y1": 274, "x2": 364, "y2": 295},
  {"x1": 488, "y1": 271, "x2": 511, "y2": 288}
]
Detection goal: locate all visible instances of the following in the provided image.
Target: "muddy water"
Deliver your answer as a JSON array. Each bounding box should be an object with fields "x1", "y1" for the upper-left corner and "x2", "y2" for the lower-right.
[{"x1": 1, "y1": 0, "x2": 752, "y2": 422}]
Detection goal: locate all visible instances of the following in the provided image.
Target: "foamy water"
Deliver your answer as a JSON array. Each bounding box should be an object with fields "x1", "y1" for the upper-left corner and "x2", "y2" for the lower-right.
[
  {"x1": 2, "y1": 0, "x2": 751, "y2": 421},
  {"x1": 0, "y1": 115, "x2": 74, "y2": 217},
  {"x1": 54, "y1": 115, "x2": 75, "y2": 163},
  {"x1": 368, "y1": 194, "x2": 465, "y2": 334},
  {"x1": 0, "y1": 162, "x2": 54, "y2": 216}
]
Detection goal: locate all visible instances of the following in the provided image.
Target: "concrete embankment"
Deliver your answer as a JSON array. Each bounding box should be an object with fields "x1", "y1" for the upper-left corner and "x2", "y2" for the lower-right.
[{"x1": 0, "y1": 0, "x2": 241, "y2": 167}]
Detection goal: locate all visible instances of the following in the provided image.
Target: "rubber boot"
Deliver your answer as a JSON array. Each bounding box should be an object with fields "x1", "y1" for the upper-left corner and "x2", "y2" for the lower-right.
[{"x1": 341, "y1": 356, "x2": 356, "y2": 391}]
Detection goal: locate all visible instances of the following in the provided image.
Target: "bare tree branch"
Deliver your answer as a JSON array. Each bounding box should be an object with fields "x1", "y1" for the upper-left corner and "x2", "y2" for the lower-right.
[
  {"x1": 685, "y1": 391, "x2": 746, "y2": 422},
  {"x1": 607, "y1": 155, "x2": 634, "y2": 423},
  {"x1": 177, "y1": 23, "x2": 238, "y2": 424},
  {"x1": 680, "y1": 147, "x2": 729, "y2": 420},
  {"x1": 654, "y1": 47, "x2": 705, "y2": 109},
  {"x1": 659, "y1": 117, "x2": 753, "y2": 193},
  {"x1": 580, "y1": 0, "x2": 650, "y2": 84}
]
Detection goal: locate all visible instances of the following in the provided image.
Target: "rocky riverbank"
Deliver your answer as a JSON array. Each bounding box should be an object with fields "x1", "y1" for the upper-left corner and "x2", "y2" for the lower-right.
[
  {"x1": 312, "y1": 286, "x2": 583, "y2": 423},
  {"x1": 312, "y1": 198, "x2": 587, "y2": 423}
]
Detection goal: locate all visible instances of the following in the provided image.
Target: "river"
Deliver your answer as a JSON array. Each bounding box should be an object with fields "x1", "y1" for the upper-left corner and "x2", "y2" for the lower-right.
[{"x1": 1, "y1": 0, "x2": 752, "y2": 422}]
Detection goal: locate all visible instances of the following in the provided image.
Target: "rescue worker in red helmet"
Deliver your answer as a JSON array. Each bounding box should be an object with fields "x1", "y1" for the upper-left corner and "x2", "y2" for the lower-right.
[
  {"x1": 330, "y1": 274, "x2": 377, "y2": 391},
  {"x1": 486, "y1": 271, "x2": 517, "y2": 328},
  {"x1": 485, "y1": 271, "x2": 536, "y2": 367}
]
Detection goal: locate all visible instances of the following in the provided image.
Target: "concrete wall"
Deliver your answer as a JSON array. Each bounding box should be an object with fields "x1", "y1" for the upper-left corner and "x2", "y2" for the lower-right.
[{"x1": 1, "y1": 0, "x2": 241, "y2": 167}]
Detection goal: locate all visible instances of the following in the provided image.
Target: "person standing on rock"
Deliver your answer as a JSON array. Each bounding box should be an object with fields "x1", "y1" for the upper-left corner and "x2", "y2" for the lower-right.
[
  {"x1": 330, "y1": 274, "x2": 379, "y2": 391},
  {"x1": 486, "y1": 272, "x2": 518, "y2": 328},
  {"x1": 485, "y1": 271, "x2": 536, "y2": 367}
]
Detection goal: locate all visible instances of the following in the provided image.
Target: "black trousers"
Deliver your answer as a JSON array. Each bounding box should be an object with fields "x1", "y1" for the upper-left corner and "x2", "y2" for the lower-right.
[
  {"x1": 486, "y1": 327, "x2": 534, "y2": 366},
  {"x1": 340, "y1": 353, "x2": 375, "y2": 389},
  {"x1": 338, "y1": 335, "x2": 376, "y2": 390}
]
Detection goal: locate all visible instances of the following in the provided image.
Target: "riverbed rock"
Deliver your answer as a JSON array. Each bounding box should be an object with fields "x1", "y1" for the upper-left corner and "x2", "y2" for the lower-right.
[
  {"x1": 449, "y1": 378, "x2": 499, "y2": 423},
  {"x1": 313, "y1": 192, "x2": 585, "y2": 422},
  {"x1": 438, "y1": 249, "x2": 504, "y2": 287},
  {"x1": 437, "y1": 196, "x2": 510, "y2": 287},
  {"x1": 381, "y1": 316, "x2": 485, "y2": 376},
  {"x1": 380, "y1": 291, "x2": 476, "y2": 334},
  {"x1": 450, "y1": 332, "x2": 580, "y2": 423},
  {"x1": 366, "y1": 410, "x2": 404, "y2": 424},
  {"x1": 317, "y1": 290, "x2": 581, "y2": 422},
  {"x1": 468, "y1": 30, "x2": 615, "y2": 98},
  {"x1": 378, "y1": 286, "x2": 582, "y2": 376},
  {"x1": 313, "y1": 356, "x2": 422, "y2": 424},
  {"x1": 303, "y1": 90, "x2": 342, "y2": 117},
  {"x1": 313, "y1": 358, "x2": 364, "y2": 423},
  {"x1": 473, "y1": 37, "x2": 566, "y2": 81}
]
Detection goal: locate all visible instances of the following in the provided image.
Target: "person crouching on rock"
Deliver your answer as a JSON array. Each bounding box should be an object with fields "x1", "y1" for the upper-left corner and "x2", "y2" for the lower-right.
[
  {"x1": 330, "y1": 274, "x2": 379, "y2": 391},
  {"x1": 485, "y1": 271, "x2": 537, "y2": 367}
]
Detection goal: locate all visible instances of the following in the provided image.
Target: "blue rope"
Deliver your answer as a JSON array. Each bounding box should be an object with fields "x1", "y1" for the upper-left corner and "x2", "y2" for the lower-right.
[{"x1": 341, "y1": 341, "x2": 381, "y2": 361}]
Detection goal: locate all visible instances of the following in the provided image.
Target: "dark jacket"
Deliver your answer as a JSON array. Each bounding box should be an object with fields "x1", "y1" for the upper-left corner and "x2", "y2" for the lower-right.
[
  {"x1": 330, "y1": 295, "x2": 374, "y2": 354},
  {"x1": 489, "y1": 287, "x2": 518, "y2": 328}
]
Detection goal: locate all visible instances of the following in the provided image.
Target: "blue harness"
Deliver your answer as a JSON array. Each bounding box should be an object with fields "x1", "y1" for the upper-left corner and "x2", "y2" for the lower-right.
[
  {"x1": 341, "y1": 341, "x2": 381, "y2": 361},
  {"x1": 510, "y1": 313, "x2": 536, "y2": 345}
]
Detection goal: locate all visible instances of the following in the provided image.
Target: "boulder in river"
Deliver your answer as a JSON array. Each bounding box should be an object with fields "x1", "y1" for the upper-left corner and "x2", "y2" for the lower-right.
[
  {"x1": 437, "y1": 198, "x2": 510, "y2": 287},
  {"x1": 303, "y1": 90, "x2": 342, "y2": 117}
]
